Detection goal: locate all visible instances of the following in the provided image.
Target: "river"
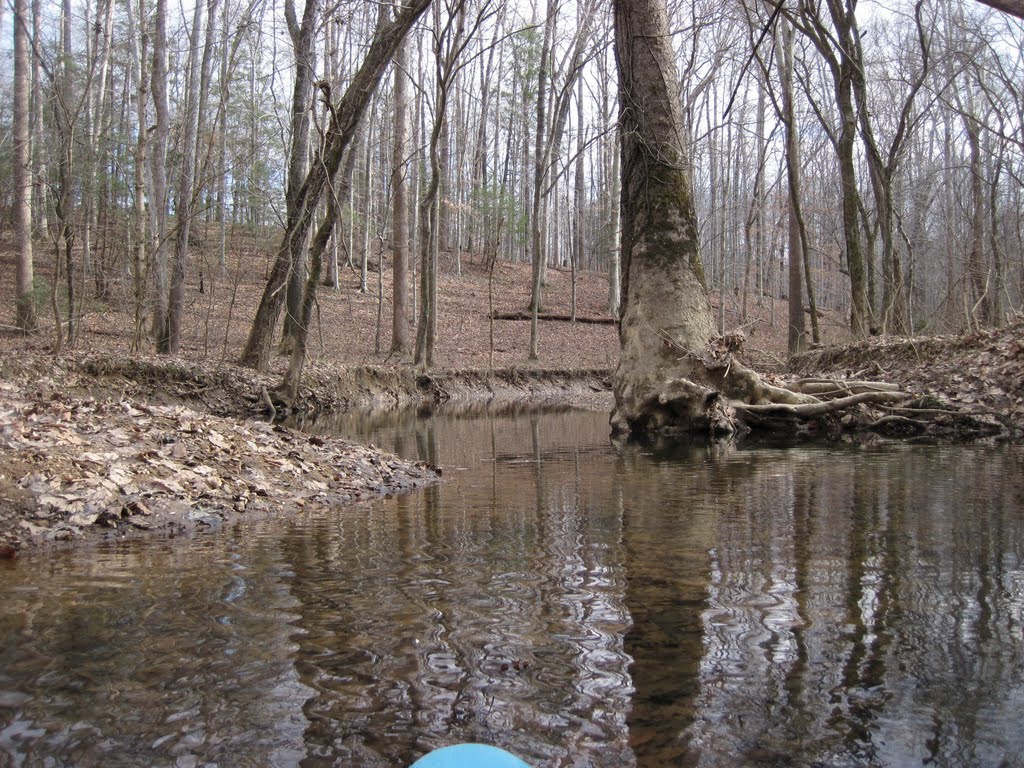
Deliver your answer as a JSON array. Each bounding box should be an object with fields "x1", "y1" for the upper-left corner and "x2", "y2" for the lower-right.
[{"x1": 1, "y1": 405, "x2": 1023, "y2": 767}]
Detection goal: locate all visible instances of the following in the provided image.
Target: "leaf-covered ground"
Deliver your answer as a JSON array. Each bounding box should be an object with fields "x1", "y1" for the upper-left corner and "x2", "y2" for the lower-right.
[{"x1": 0, "y1": 370, "x2": 439, "y2": 556}]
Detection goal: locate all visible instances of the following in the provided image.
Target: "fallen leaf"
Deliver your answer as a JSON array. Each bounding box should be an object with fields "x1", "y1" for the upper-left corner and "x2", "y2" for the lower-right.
[{"x1": 68, "y1": 512, "x2": 99, "y2": 527}]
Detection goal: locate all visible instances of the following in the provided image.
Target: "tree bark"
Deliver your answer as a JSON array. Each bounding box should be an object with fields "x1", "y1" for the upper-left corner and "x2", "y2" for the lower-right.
[
  {"x1": 528, "y1": 0, "x2": 556, "y2": 360},
  {"x1": 281, "y1": 0, "x2": 320, "y2": 351},
  {"x1": 415, "y1": 1, "x2": 461, "y2": 370},
  {"x1": 150, "y1": 0, "x2": 171, "y2": 348},
  {"x1": 607, "y1": 126, "x2": 621, "y2": 316},
  {"x1": 975, "y1": 0, "x2": 1024, "y2": 19},
  {"x1": 792, "y1": 0, "x2": 871, "y2": 336},
  {"x1": 777, "y1": 18, "x2": 806, "y2": 355},
  {"x1": 163, "y1": 0, "x2": 205, "y2": 354},
  {"x1": 30, "y1": 0, "x2": 47, "y2": 239},
  {"x1": 608, "y1": 0, "x2": 867, "y2": 438},
  {"x1": 127, "y1": 0, "x2": 149, "y2": 350},
  {"x1": 963, "y1": 111, "x2": 989, "y2": 327}
]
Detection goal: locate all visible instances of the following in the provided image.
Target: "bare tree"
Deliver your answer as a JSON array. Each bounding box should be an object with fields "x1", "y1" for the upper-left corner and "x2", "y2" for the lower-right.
[
  {"x1": 854, "y1": 0, "x2": 933, "y2": 334},
  {"x1": 150, "y1": 0, "x2": 171, "y2": 348},
  {"x1": 777, "y1": 17, "x2": 809, "y2": 354},
  {"x1": 243, "y1": 0, "x2": 431, "y2": 372},
  {"x1": 415, "y1": 0, "x2": 495, "y2": 369},
  {"x1": 610, "y1": 0, "x2": 715, "y2": 434},
  {"x1": 610, "y1": 0, "x2": 903, "y2": 436},
  {"x1": 527, "y1": 0, "x2": 556, "y2": 359},
  {"x1": 528, "y1": 0, "x2": 601, "y2": 359},
  {"x1": 162, "y1": 0, "x2": 206, "y2": 353},
  {"x1": 790, "y1": 0, "x2": 872, "y2": 336},
  {"x1": 391, "y1": 31, "x2": 412, "y2": 355},
  {"x1": 13, "y1": 0, "x2": 37, "y2": 332},
  {"x1": 280, "y1": 0, "x2": 321, "y2": 353},
  {"x1": 127, "y1": 0, "x2": 149, "y2": 350}
]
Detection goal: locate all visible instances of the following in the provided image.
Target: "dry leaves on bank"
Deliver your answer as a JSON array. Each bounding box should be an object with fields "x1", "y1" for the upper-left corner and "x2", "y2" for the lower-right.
[{"x1": 0, "y1": 382, "x2": 438, "y2": 550}]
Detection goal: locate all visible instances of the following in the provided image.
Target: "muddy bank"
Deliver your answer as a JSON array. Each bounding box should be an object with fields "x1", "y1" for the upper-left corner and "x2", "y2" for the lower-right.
[
  {"x1": 67, "y1": 354, "x2": 612, "y2": 415},
  {"x1": 0, "y1": 354, "x2": 611, "y2": 556}
]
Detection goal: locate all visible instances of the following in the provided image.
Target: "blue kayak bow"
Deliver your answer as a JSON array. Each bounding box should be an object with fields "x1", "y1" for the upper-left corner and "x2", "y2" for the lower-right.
[{"x1": 410, "y1": 743, "x2": 531, "y2": 767}]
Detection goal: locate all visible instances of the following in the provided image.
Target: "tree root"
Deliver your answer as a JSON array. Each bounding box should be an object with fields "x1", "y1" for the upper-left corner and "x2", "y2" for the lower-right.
[
  {"x1": 783, "y1": 378, "x2": 903, "y2": 397},
  {"x1": 733, "y1": 389, "x2": 909, "y2": 418},
  {"x1": 615, "y1": 332, "x2": 1008, "y2": 441}
]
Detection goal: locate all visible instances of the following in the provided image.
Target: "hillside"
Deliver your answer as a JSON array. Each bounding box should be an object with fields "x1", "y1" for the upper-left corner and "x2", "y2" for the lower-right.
[{"x1": 1, "y1": 230, "x2": 847, "y2": 374}]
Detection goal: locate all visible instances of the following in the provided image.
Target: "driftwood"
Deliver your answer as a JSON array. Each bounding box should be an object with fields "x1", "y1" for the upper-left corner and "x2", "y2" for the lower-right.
[{"x1": 489, "y1": 311, "x2": 617, "y2": 325}]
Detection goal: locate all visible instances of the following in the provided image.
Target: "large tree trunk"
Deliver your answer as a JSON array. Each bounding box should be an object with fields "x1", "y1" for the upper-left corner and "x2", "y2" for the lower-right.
[
  {"x1": 610, "y1": 0, "x2": 715, "y2": 435},
  {"x1": 610, "y1": 0, "x2": 850, "y2": 438}
]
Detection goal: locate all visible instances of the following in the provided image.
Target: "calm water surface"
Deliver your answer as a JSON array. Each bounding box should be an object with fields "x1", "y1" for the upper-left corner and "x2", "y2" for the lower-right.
[{"x1": 1, "y1": 406, "x2": 1023, "y2": 768}]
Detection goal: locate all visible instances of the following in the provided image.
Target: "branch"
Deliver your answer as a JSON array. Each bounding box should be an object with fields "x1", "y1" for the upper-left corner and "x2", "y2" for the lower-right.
[{"x1": 975, "y1": 0, "x2": 1024, "y2": 20}]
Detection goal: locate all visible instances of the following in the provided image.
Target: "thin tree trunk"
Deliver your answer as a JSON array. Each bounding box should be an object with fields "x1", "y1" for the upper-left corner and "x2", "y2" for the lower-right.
[
  {"x1": 13, "y1": 0, "x2": 36, "y2": 332},
  {"x1": 163, "y1": 0, "x2": 205, "y2": 354},
  {"x1": 150, "y1": 0, "x2": 170, "y2": 348},
  {"x1": 608, "y1": 128, "x2": 621, "y2": 316},
  {"x1": 30, "y1": 0, "x2": 47, "y2": 238},
  {"x1": 391, "y1": 33, "x2": 411, "y2": 355},
  {"x1": 83, "y1": 0, "x2": 114, "y2": 301},
  {"x1": 127, "y1": 0, "x2": 149, "y2": 350},
  {"x1": 359, "y1": 98, "x2": 376, "y2": 294},
  {"x1": 281, "y1": 0, "x2": 320, "y2": 351},
  {"x1": 53, "y1": 0, "x2": 76, "y2": 348},
  {"x1": 777, "y1": 19, "x2": 806, "y2": 355},
  {"x1": 963, "y1": 112, "x2": 989, "y2": 327},
  {"x1": 414, "y1": 0, "x2": 488, "y2": 368},
  {"x1": 528, "y1": 0, "x2": 556, "y2": 360},
  {"x1": 794, "y1": 0, "x2": 871, "y2": 336},
  {"x1": 989, "y1": 148, "x2": 1005, "y2": 326},
  {"x1": 572, "y1": 75, "x2": 585, "y2": 323}
]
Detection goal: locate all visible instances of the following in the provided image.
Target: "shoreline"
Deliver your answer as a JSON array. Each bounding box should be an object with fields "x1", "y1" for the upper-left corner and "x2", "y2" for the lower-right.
[
  {"x1": 0, "y1": 353, "x2": 612, "y2": 557},
  {"x1": 4, "y1": 318, "x2": 1024, "y2": 557}
]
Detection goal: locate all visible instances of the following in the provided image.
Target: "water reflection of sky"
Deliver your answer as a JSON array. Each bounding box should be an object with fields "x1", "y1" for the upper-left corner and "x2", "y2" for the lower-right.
[{"x1": 2, "y1": 407, "x2": 1023, "y2": 767}]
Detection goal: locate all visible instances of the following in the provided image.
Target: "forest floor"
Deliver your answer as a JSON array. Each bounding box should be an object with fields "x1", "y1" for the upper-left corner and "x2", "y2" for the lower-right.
[{"x1": 1, "y1": 229, "x2": 1022, "y2": 555}]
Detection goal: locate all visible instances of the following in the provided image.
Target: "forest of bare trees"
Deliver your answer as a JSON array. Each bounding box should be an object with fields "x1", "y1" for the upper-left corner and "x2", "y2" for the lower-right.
[{"x1": 1, "y1": 0, "x2": 1023, "y2": 367}]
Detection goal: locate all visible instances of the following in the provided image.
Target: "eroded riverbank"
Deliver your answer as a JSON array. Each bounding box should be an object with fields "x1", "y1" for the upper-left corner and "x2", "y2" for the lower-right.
[{"x1": 0, "y1": 354, "x2": 610, "y2": 555}]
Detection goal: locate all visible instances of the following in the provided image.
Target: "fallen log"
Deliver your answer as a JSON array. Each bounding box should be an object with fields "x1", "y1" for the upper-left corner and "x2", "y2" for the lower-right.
[{"x1": 489, "y1": 311, "x2": 617, "y2": 325}]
